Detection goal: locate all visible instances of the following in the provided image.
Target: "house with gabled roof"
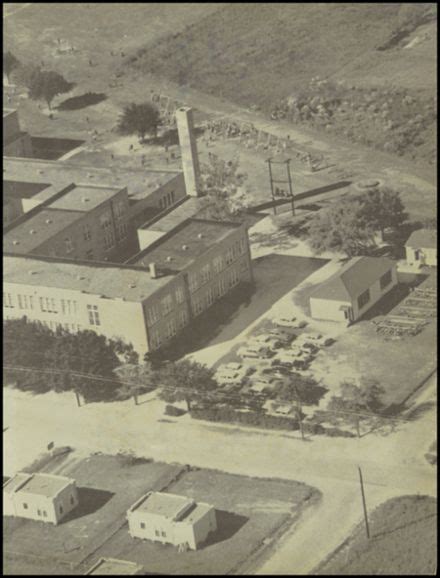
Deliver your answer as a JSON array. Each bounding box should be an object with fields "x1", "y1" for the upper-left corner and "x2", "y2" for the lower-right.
[
  {"x1": 405, "y1": 229, "x2": 437, "y2": 268},
  {"x1": 309, "y1": 256, "x2": 398, "y2": 324}
]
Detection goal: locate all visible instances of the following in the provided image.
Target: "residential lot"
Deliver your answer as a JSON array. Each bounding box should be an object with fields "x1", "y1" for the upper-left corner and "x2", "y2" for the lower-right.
[
  {"x1": 94, "y1": 468, "x2": 318, "y2": 575},
  {"x1": 3, "y1": 454, "x2": 318, "y2": 576},
  {"x1": 3, "y1": 455, "x2": 185, "y2": 574}
]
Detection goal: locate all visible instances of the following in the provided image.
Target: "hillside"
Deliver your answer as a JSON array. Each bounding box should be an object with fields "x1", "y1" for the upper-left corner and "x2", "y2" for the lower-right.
[
  {"x1": 128, "y1": 3, "x2": 437, "y2": 165},
  {"x1": 314, "y1": 495, "x2": 437, "y2": 575}
]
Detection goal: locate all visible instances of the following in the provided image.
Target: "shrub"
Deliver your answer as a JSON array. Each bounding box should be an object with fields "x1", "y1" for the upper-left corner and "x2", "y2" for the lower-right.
[
  {"x1": 190, "y1": 404, "x2": 299, "y2": 431},
  {"x1": 164, "y1": 404, "x2": 186, "y2": 417}
]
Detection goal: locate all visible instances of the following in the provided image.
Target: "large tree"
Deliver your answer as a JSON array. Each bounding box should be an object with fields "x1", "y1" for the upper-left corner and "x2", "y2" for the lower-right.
[
  {"x1": 117, "y1": 102, "x2": 161, "y2": 142},
  {"x1": 357, "y1": 187, "x2": 408, "y2": 237},
  {"x1": 198, "y1": 155, "x2": 249, "y2": 221},
  {"x1": 4, "y1": 51, "x2": 20, "y2": 83},
  {"x1": 28, "y1": 69, "x2": 73, "y2": 109},
  {"x1": 155, "y1": 359, "x2": 218, "y2": 411},
  {"x1": 114, "y1": 362, "x2": 155, "y2": 405},
  {"x1": 307, "y1": 197, "x2": 377, "y2": 257}
]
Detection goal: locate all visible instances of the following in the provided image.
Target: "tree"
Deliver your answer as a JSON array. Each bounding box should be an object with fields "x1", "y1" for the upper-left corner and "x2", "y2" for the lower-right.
[
  {"x1": 4, "y1": 51, "x2": 20, "y2": 83},
  {"x1": 357, "y1": 187, "x2": 408, "y2": 237},
  {"x1": 155, "y1": 359, "x2": 218, "y2": 411},
  {"x1": 114, "y1": 362, "x2": 155, "y2": 405},
  {"x1": 117, "y1": 102, "x2": 161, "y2": 142},
  {"x1": 10, "y1": 63, "x2": 41, "y2": 88},
  {"x1": 306, "y1": 197, "x2": 377, "y2": 257},
  {"x1": 28, "y1": 70, "x2": 73, "y2": 109},
  {"x1": 198, "y1": 155, "x2": 249, "y2": 221}
]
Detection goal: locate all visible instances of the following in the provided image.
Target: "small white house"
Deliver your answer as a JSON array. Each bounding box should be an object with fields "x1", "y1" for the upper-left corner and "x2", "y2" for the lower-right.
[
  {"x1": 405, "y1": 229, "x2": 437, "y2": 268},
  {"x1": 127, "y1": 491, "x2": 217, "y2": 550},
  {"x1": 3, "y1": 472, "x2": 79, "y2": 525},
  {"x1": 309, "y1": 256, "x2": 398, "y2": 324}
]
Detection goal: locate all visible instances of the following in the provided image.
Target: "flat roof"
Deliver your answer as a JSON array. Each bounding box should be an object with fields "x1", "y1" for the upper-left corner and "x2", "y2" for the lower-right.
[
  {"x1": 48, "y1": 184, "x2": 123, "y2": 212},
  {"x1": 129, "y1": 218, "x2": 241, "y2": 271},
  {"x1": 3, "y1": 157, "x2": 181, "y2": 199},
  {"x1": 3, "y1": 254, "x2": 171, "y2": 302},
  {"x1": 4, "y1": 208, "x2": 84, "y2": 254},
  {"x1": 4, "y1": 472, "x2": 74, "y2": 498},
  {"x1": 3, "y1": 472, "x2": 30, "y2": 495},
  {"x1": 85, "y1": 558, "x2": 144, "y2": 575},
  {"x1": 145, "y1": 197, "x2": 204, "y2": 233},
  {"x1": 132, "y1": 491, "x2": 194, "y2": 518}
]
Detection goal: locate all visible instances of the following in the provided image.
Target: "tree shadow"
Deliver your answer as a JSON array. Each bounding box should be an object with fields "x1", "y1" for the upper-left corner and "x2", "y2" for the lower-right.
[
  {"x1": 202, "y1": 510, "x2": 249, "y2": 547},
  {"x1": 145, "y1": 126, "x2": 205, "y2": 147},
  {"x1": 60, "y1": 487, "x2": 114, "y2": 524},
  {"x1": 57, "y1": 92, "x2": 107, "y2": 111}
]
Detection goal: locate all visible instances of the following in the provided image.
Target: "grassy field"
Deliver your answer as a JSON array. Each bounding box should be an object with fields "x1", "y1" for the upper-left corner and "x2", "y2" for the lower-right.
[
  {"x1": 3, "y1": 454, "x2": 185, "y2": 574},
  {"x1": 314, "y1": 495, "x2": 437, "y2": 575},
  {"x1": 93, "y1": 468, "x2": 318, "y2": 575}
]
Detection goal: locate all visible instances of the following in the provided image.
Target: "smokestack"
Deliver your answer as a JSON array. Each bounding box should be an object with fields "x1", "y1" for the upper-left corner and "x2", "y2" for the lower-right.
[
  {"x1": 176, "y1": 107, "x2": 201, "y2": 197},
  {"x1": 149, "y1": 262, "x2": 158, "y2": 278}
]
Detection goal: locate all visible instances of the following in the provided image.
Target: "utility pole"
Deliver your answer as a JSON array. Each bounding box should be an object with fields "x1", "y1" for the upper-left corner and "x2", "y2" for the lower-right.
[{"x1": 358, "y1": 466, "x2": 370, "y2": 539}]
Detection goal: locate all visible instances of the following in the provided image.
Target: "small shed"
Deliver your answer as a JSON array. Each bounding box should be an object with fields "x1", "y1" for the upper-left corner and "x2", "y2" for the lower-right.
[{"x1": 405, "y1": 229, "x2": 437, "y2": 267}]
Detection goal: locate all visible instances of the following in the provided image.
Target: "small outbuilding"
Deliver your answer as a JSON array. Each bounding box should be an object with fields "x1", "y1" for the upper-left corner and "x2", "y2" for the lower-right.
[
  {"x1": 405, "y1": 229, "x2": 437, "y2": 268},
  {"x1": 127, "y1": 491, "x2": 217, "y2": 550},
  {"x1": 3, "y1": 472, "x2": 78, "y2": 525},
  {"x1": 309, "y1": 256, "x2": 398, "y2": 324}
]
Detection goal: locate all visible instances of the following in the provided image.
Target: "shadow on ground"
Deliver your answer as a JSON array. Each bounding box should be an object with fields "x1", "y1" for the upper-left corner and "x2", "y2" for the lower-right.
[
  {"x1": 57, "y1": 92, "x2": 107, "y2": 111},
  {"x1": 60, "y1": 487, "x2": 114, "y2": 523},
  {"x1": 202, "y1": 510, "x2": 249, "y2": 547}
]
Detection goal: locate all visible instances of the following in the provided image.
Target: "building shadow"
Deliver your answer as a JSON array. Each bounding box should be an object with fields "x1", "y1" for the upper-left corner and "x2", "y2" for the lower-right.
[
  {"x1": 31, "y1": 136, "x2": 85, "y2": 160},
  {"x1": 57, "y1": 92, "x2": 107, "y2": 111},
  {"x1": 202, "y1": 510, "x2": 249, "y2": 547},
  {"x1": 60, "y1": 487, "x2": 114, "y2": 524}
]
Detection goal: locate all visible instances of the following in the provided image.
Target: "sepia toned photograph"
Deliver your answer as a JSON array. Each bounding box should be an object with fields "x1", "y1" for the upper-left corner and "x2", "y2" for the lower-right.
[{"x1": 2, "y1": 2, "x2": 437, "y2": 575}]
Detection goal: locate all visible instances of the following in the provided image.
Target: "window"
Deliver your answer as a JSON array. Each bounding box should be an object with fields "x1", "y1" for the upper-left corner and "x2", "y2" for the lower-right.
[
  {"x1": 170, "y1": 191, "x2": 175, "y2": 204},
  {"x1": 86, "y1": 249, "x2": 94, "y2": 260},
  {"x1": 161, "y1": 294, "x2": 174, "y2": 316},
  {"x1": 83, "y1": 223, "x2": 92, "y2": 242},
  {"x1": 155, "y1": 530, "x2": 160, "y2": 537},
  {"x1": 225, "y1": 247, "x2": 234, "y2": 265},
  {"x1": 70, "y1": 496, "x2": 75, "y2": 505},
  {"x1": 175, "y1": 286, "x2": 185, "y2": 304},
  {"x1": 29, "y1": 296, "x2": 34, "y2": 310},
  {"x1": 179, "y1": 309, "x2": 188, "y2": 328},
  {"x1": 3, "y1": 293, "x2": 14, "y2": 308},
  {"x1": 140, "y1": 522, "x2": 146, "y2": 529},
  {"x1": 240, "y1": 258, "x2": 249, "y2": 272},
  {"x1": 380, "y1": 270, "x2": 392, "y2": 290},
  {"x1": 39, "y1": 297, "x2": 46, "y2": 312},
  {"x1": 100, "y1": 211, "x2": 115, "y2": 250},
  {"x1": 87, "y1": 305, "x2": 101, "y2": 326},
  {"x1": 188, "y1": 273, "x2": 200, "y2": 293},
  {"x1": 239, "y1": 238, "x2": 246, "y2": 255},
  {"x1": 37, "y1": 509, "x2": 42, "y2": 516},
  {"x1": 64, "y1": 236, "x2": 73, "y2": 253},
  {"x1": 357, "y1": 288, "x2": 370, "y2": 310},
  {"x1": 200, "y1": 263, "x2": 211, "y2": 284},
  {"x1": 59, "y1": 505, "x2": 63, "y2": 514},
  {"x1": 18, "y1": 295, "x2": 27, "y2": 309},
  {"x1": 213, "y1": 255, "x2": 224, "y2": 274},
  {"x1": 114, "y1": 201, "x2": 128, "y2": 241},
  {"x1": 166, "y1": 319, "x2": 177, "y2": 339},
  {"x1": 147, "y1": 304, "x2": 161, "y2": 325},
  {"x1": 43, "y1": 510, "x2": 47, "y2": 517},
  {"x1": 23, "y1": 503, "x2": 28, "y2": 509},
  {"x1": 161, "y1": 531, "x2": 166, "y2": 537}
]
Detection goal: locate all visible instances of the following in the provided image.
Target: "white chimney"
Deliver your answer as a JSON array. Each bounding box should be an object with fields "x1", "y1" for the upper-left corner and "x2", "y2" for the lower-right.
[
  {"x1": 176, "y1": 107, "x2": 201, "y2": 197},
  {"x1": 149, "y1": 262, "x2": 158, "y2": 278}
]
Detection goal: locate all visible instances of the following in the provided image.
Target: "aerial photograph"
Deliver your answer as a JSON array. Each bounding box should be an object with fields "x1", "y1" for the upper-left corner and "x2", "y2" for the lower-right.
[{"x1": 2, "y1": 2, "x2": 437, "y2": 575}]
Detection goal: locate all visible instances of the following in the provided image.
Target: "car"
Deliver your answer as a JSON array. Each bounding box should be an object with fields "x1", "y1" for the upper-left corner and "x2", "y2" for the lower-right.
[
  {"x1": 323, "y1": 337, "x2": 336, "y2": 346},
  {"x1": 274, "y1": 316, "x2": 297, "y2": 327},
  {"x1": 301, "y1": 342, "x2": 320, "y2": 354},
  {"x1": 250, "y1": 334, "x2": 279, "y2": 348},
  {"x1": 238, "y1": 345, "x2": 274, "y2": 359},
  {"x1": 267, "y1": 328, "x2": 296, "y2": 342}
]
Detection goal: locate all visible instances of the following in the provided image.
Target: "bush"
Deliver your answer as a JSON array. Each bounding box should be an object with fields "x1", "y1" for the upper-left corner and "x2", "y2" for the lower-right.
[
  {"x1": 164, "y1": 404, "x2": 186, "y2": 417},
  {"x1": 190, "y1": 404, "x2": 299, "y2": 431}
]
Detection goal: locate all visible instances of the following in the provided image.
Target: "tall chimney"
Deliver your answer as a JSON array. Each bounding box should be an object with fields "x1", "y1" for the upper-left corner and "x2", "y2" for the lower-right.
[{"x1": 176, "y1": 107, "x2": 201, "y2": 197}]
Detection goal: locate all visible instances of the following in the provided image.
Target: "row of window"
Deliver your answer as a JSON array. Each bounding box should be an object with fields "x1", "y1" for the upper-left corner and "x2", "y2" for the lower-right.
[
  {"x1": 357, "y1": 270, "x2": 393, "y2": 310},
  {"x1": 159, "y1": 191, "x2": 175, "y2": 210},
  {"x1": 149, "y1": 309, "x2": 189, "y2": 350},
  {"x1": 146, "y1": 285, "x2": 186, "y2": 326}
]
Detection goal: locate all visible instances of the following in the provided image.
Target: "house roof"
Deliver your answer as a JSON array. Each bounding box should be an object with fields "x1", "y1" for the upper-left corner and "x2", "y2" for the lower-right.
[
  {"x1": 3, "y1": 472, "x2": 74, "y2": 498},
  {"x1": 84, "y1": 558, "x2": 144, "y2": 575},
  {"x1": 405, "y1": 229, "x2": 437, "y2": 250},
  {"x1": 3, "y1": 254, "x2": 171, "y2": 302},
  {"x1": 310, "y1": 256, "x2": 396, "y2": 302}
]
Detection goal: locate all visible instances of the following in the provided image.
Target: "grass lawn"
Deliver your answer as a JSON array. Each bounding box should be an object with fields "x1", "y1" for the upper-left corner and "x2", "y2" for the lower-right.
[
  {"x1": 3, "y1": 455, "x2": 185, "y2": 573},
  {"x1": 314, "y1": 495, "x2": 437, "y2": 575},
  {"x1": 92, "y1": 468, "x2": 318, "y2": 575}
]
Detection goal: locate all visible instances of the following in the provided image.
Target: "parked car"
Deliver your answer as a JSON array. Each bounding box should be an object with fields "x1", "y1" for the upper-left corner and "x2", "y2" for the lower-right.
[
  {"x1": 238, "y1": 345, "x2": 274, "y2": 359},
  {"x1": 275, "y1": 316, "x2": 308, "y2": 329},
  {"x1": 301, "y1": 342, "x2": 320, "y2": 354}
]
